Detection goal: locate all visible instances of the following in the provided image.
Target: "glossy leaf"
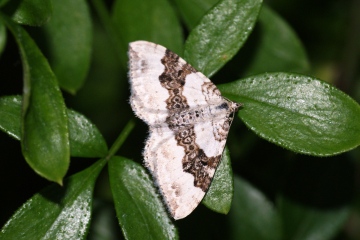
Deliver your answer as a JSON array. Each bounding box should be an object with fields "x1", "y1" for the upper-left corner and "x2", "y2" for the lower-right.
[
  {"x1": 184, "y1": 0, "x2": 262, "y2": 77},
  {"x1": 242, "y1": 5, "x2": 309, "y2": 76},
  {"x1": 228, "y1": 175, "x2": 282, "y2": 239},
  {"x1": 67, "y1": 109, "x2": 108, "y2": 158},
  {"x1": 0, "y1": 19, "x2": 5, "y2": 56},
  {"x1": 108, "y1": 156, "x2": 178, "y2": 240},
  {"x1": 219, "y1": 72, "x2": 360, "y2": 156},
  {"x1": 174, "y1": 1, "x2": 309, "y2": 76},
  {"x1": 5, "y1": 0, "x2": 52, "y2": 26},
  {"x1": 173, "y1": 0, "x2": 218, "y2": 30},
  {"x1": 0, "y1": 159, "x2": 107, "y2": 239},
  {"x1": 41, "y1": 0, "x2": 92, "y2": 94},
  {"x1": 0, "y1": 95, "x2": 108, "y2": 158},
  {"x1": 112, "y1": 0, "x2": 183, "y2": 54},
  {"x1": 203, "y1": 146, "x2": 233, "y2": 214},
  {"x1": 278, "y1": 196, "x2": 350, "y2": 240},
  {"x1": 0, "y1": 95, "x2": 21, "y2": 140},
  {"x1": 2, "y1": 16, "x2": 70, "y2": 184}
]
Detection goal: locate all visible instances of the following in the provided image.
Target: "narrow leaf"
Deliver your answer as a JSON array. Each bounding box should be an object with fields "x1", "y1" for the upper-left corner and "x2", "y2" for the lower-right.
[
  {"x1": 173, "y1": 0, "x2": 218, "y2": 30},
  {"x1": 0, "y1": 19, "x2": 5, "y2": 56},
  {"x1": 219, "y1": 72, "x2": 360, "y2": 156},
  {"x1": 0, "y1": 159, "x2": 107, "y2": 239},
  {"x1": 112, "y1": 0, "x2": 183, "y2": 54},
  {"x1": 108, "y1": 156, "x2": 178, "y2": 240},
  {"x1": 184, "y1": 0, "x2": 263, "y2": 77},
  {"x1": 41, "y1": 0, "x2": 92, "y2": 94},
  {"x1": 203, "y1": 146, "x2": 233, "y2": 214},
  {"x1": 0, "y1": 95, "x2": 108, "y2": 158},
  {"x1": 1, "y1": 16, "x2": 70, "y2": 184},
  {"x1": 3, "y1": 0, "x2": 52, "y2": 26},
  {"x1": 278, "y1": 196, "x2": 350, "y2": 240},
  {"x1": 228, "y1": 175, "x2": 282, "y2": 240},
  {"x1": 242, "y1": 5, "x2": 309, "y2": 76}
]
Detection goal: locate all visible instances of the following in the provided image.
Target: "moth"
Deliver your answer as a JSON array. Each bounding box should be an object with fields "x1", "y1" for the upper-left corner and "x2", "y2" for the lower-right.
[{"x1": 129, "y1": 41, "x2": 240, "y2": 219}]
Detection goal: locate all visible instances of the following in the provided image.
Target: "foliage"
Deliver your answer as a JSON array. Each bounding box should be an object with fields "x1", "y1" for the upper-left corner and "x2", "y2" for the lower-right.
[{"x1": 0, "y1": 0, "x2": 359, "y2": 239}]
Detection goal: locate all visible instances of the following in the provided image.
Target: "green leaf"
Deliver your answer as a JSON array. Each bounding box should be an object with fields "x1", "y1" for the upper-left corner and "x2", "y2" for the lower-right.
[
  {"x1": 0, "y1": 19, "x2": 6, "y2": 56},
  {"x1": 203, "y1": 146, "x2": 233, "y2": 214},
  {"x1": 0, "y1": 95, "x2": 108, "y2": 158},
  {"x1": 173, "y1": 0, "x2": 218, "y2": 30},
  {"x1": 184, "y1": 0, "x2": 263, "y2": 77},
  {"x1": 1, "y1": 16, "x2": 70, "y2": 184},
  {"x1": 41, "y1": 0, "x2": 92, "y2": 94},
  {"x1": 4, "y1": 0, "x2": 52, "y2": 26},
  {"x1": 0, "y1": 158, "x2": 107, "y2": 239},
  {"x1": 112, "y1": 0, "x2": 183, "y2": 54},
  {"x1": 278, "y1": 196, "x2": 350, "y2": 240},
  {"x1": 228, "y1": 175, "x2": 282, "y2": 239},
  {"x1": 108, "y1": 156, "x2": 178, "y2": 240},
  {"x1": 0, "y1": 95, "x2": 21, "y2": 140},
  {"x1": 174, "y1": 2, "x2": 309, "y2": 76},
  {"x1": 67, "y1": 109, "x2": 108, "y2": 158},
  {"x1": 242, "y1": 5, "x2": 310, "y2": 76},
  {"x1": 219, "y1": 72, "x2": 360, "y2": 156}
]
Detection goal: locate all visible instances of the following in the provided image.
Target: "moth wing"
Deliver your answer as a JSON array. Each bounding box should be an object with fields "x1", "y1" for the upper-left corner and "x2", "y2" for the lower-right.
[
  {"x1": 144, "y1": 121, "x2": 229, "y2": 220},
  {"x1": 129, "y1": 41, "x2": 226, "y2": 125},
  {"x1": 129, "y1": 41, "x2": 236, "y2": 220},
  {"x1": 144, "y1": 126, "x2": 205, "y2": 220}
]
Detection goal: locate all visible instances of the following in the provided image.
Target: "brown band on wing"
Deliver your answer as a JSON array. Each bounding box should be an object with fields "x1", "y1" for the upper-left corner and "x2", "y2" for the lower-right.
[{"x1": 158, "y1": 49, "x2": 221, "y2": 192}]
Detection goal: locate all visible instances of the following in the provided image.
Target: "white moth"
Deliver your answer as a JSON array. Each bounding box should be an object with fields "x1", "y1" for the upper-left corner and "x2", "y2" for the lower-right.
[{"x1": 129, "y1": 41, "x2": 240, "y2": 219}]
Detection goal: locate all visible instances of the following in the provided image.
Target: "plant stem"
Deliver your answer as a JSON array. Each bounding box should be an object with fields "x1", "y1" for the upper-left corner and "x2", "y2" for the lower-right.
[{"x1": 106, "y1": 119, "x2": 135, "y2": 159}]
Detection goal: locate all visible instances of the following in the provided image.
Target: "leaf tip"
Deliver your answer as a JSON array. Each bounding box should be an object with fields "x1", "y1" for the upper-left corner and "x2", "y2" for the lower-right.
[{"x1": 56, "y1": 178, "x2": 64, "y2": 186}]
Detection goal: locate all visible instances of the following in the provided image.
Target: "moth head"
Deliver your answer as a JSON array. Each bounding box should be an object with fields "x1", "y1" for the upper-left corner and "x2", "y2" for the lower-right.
[{"x1": 231, "y1": 102, "x2": 242, "y2": 112}]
